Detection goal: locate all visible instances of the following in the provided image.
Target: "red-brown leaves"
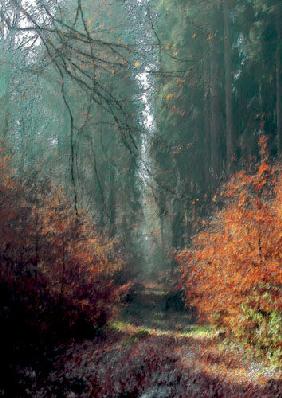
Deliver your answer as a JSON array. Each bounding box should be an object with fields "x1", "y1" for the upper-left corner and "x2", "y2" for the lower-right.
[
  {"x1": 0, "y1": 150, "x2": 125, "y2": 340},
  {"x1": 177, "y1": 152, "x2": 282, "y2": 358}
]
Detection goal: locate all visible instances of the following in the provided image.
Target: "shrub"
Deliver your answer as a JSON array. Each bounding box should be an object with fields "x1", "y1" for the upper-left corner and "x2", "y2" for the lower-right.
[
  {"x1": 0, "y1": 150, "x2": 125, "y2": 346},
  {"x1": 177, "y1": 138, "x2": 282, "y2": 362}
]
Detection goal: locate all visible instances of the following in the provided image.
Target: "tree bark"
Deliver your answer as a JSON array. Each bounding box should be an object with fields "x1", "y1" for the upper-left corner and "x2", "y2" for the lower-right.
[
  {"x1": 223, "y1": 0, "x2": 234, "y2": 171},
  {"x1": 203, "y1": 46, "x2": 211, "y2": 191},
  {"x1": 276, "y1": 3, "x2": 282, "y2": 156},
  {"x1": 210, "y1": 34, "x2": 222, "y2": 182},
  {"x1": 108, "y1": 168, "x2": 116, "y2": 237}
]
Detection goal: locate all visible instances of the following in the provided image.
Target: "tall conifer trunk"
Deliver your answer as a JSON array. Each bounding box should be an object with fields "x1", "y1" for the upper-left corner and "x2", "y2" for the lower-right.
[
  {"x1": 210, "y1": 35, "x2": 222, "y2": 181},
  {"x1": 276, "y1": 2, "x2": 282, "y2": 155},
  {"x1": 203, "y1": 45, "x2": 211, "y2": 191},
  {"x1": 223, "y1": 0, "x2": 234, "y2": 171}
]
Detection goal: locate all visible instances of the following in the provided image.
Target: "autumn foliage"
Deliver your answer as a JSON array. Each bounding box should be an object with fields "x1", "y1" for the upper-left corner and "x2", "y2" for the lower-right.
[
  {"x1": 0, "y1": 149, "x2": 125, "y2": 348},
  {"x1": 178, "y1": 137, "x2": 282, "y2": 362}
]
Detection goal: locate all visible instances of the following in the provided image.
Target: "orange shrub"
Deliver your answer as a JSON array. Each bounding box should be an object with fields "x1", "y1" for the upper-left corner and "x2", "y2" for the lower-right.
[{"x1": 177, "y1": 140, "x2": 282, "y2": 360}]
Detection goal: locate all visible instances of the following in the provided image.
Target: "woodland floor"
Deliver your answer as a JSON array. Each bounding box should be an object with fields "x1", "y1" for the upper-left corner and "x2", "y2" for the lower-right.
[{"x1": 12, "y1": 281, "x2": 282, "y2": 398}]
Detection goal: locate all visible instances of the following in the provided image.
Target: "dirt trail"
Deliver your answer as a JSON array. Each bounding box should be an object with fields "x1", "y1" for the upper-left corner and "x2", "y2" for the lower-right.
[
  {"x1": 27, "y1": 281, "x2": 281, "y2": 397},
  {"x1": 119, "y1": 281, "x2": 193, "y2": 333}
]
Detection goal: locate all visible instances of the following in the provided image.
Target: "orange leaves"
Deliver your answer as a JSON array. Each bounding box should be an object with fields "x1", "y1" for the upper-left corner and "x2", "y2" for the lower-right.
[
  {"x1": 258, "y1": 135, "x2": 269, "y2": 161},
  {"x1": 258, "y1": 162, "x2": 269, "y2": 176},
  {"x1": 178, "y1": 160, "x2": 282, "y2": 336}
]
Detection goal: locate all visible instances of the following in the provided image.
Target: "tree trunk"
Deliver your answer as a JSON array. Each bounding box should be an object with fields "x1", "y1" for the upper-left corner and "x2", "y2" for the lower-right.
[
  {"x1": 276, "y1": 3, "x2": 282, "y2": 155},
  {"x1": 171, "y1": 164, "x2": 184, "y2": 249},
  {"x1": 223, "y1": 0, "x2": 234, "y2": 171},
  {"x1": 158, "y1": 191, "x2": 166, "y2": 252},
  {"x1": 209, "y1": 34, "x2": 222, "y2": 182},
  {"x1": 108, "y1": 168, "x2": 116, "y2": 237},
  {"x1": 203, "y1": 46, "x2": 211, "y2": 191}
]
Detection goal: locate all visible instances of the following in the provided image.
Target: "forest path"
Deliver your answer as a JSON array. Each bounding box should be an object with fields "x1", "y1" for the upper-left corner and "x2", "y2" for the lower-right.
[
  {"x1": 44, "y1": 281, "x2": 281, "y2": 398},
  {"x1": 106, "y1": 281, "x2": 281, "y2": 397},
  {"x1": 117, "y1": 280, "x2": 195, "y2": 335}
]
